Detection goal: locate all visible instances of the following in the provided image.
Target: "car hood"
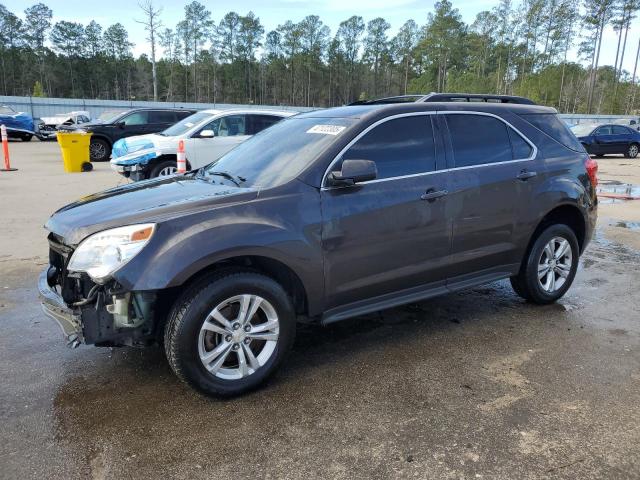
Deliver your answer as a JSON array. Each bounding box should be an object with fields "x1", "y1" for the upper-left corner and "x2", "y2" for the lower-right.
[
  {"x1": 0, "y1": 110, "x2": 34, "y2": 131},
  {"x1": 45, "y1": 175, "x2": 257, "y2": 245}
]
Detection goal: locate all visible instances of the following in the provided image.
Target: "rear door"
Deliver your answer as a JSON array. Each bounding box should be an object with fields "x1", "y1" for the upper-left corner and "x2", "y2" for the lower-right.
[
  {"x1": 440, "y1": 112, "x2": 537, "y2": 283},
  {"x1": 320, "y1": 113, "x2": 452, "y2": 310},
  {"x1": 147, "y1": 110, "x2": 178, "y2": 134},
  {"x1": 611, "y1": 125, "x2": 633, "y2": 154},
  {"x1": 190, "y1": 114, "x2": 248, "y2": 168}
]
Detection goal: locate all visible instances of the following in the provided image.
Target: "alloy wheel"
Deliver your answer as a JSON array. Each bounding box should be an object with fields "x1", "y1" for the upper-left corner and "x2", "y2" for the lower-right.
[
  {"x1": 537, "y1": 236, "x2": 572, "y2": 293},
  {"x1": 198, "y1": 294, "x2": 280, "y2": 380},
  {"x1": 159, "y1": 166, "x2": 177, "y2": 176}
]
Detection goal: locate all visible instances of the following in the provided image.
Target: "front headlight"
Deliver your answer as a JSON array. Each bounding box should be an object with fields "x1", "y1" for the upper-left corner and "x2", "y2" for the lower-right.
[{"x1": 68, "y1": 224, "x2": 155, "y2": 283}]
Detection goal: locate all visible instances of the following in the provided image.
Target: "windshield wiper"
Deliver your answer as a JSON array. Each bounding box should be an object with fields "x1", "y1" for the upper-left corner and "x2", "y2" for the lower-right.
[{"x1": 203, "y1": 170, "x2": 246, "y2": 186}]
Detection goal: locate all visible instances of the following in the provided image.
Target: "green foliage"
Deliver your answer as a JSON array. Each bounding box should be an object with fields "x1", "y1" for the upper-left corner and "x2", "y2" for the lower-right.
[
  {"x1": 32, "y1": 80, "x2": 45, "y2": 97},
  {"x1": 0, "y1": 1, "x2": 638, "y2": 113}
]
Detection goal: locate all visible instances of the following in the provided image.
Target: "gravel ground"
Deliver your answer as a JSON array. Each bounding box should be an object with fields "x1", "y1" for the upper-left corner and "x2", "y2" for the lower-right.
[{"x1": 1, "y1": 140, "x2": 639, "y2": 479}]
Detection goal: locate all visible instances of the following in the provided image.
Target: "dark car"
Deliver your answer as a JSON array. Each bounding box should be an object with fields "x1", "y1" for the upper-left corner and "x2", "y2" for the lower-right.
[
  {"x1": 69, "y1": 108, "x2": 197, "y2": 162},
  {"x1": 572, "y1": 123, "x2": 640, "y2": 158},
  {"x1": 350, "y1": 92, "x2": 536, "y2": 105},
  {"x1": 38, "y1": 100, "x2": 597, "y2": 397}
]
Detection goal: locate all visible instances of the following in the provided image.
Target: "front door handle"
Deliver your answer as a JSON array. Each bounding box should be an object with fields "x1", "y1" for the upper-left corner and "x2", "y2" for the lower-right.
[
  {"x1": 517, "y1": 170, "x2": 537, "y2": 181},
  {"x1": 421, "y1": 189, "x2": 448, "y2": 202}
]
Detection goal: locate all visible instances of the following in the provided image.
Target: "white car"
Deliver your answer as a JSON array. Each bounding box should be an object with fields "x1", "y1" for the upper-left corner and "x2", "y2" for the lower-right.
[
  {"x1": 37, "y1": 111, "x2": 91, "y2": 140},
  {"x1": 110, "y1": 109, "x2": 296, "y2": 180}
]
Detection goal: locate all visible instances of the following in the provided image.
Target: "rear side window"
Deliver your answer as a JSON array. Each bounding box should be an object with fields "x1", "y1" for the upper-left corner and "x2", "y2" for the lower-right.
[
  {"x1": 612, "y1": 125, "x2": 630, "y2": 135},
  {"x1": 248, "y1": 115, "x2": 282, "y2": 135},
  {"x1": 520, "y1": 113, "x2": 583, "y2": 152},
  {"x1": 445, "y1": 114, "x2": 513, "y2": 167},
  {"x1": 342, "y1": 115, "x2": 436, "y2": 179},
  {"x1": 149, "y1": 111, "x2": 177, "y2": 123}
]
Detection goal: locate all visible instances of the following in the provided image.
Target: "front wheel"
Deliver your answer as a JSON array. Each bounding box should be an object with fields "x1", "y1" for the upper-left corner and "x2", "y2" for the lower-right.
[
  {"x1": 150, "y1": 159, "x2": 178, "y2": 178},
  {"x1": 164, "y1": 271, "x2": 296, "y2": 397},
  {"x1": 21, "y1": 134, "x2": 33, "y2": 142},
  {"x1": 89, "y1": 138, "x2": 111, "y2": 161},
  {"x1": 627, "y1": 143, "x2": 639, "y2": 158},
  {"x1": 510, "y1": 224, "x2": 579, "y2": 304}
]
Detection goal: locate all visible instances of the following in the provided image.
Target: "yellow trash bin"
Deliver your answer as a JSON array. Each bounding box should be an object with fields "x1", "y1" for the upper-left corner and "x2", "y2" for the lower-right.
[{"x1": 56, "y1": 131, "x2": 93, "y2": 173}]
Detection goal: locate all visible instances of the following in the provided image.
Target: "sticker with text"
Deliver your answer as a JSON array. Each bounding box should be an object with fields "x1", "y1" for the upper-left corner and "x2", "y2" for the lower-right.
[{"x1": 306, "y1": 125, "x2": 346, "y2": 135}]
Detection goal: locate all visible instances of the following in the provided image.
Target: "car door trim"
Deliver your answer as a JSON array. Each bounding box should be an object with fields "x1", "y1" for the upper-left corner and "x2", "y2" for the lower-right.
[{"x1": 321, "y1": 110, "x2": 538, "y2": 190}]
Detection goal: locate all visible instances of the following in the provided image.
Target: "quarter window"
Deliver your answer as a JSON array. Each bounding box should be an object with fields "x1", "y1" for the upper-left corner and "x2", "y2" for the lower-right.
[
  {"x1": 445, "y1": 114, "x2": 513, "y2": 167},
  {"x1": 341, "y1": 115, "x2": 436, "y2": 179},
  {"x1": 508, "y1": 128, "x2": 533, "y2": 159}
]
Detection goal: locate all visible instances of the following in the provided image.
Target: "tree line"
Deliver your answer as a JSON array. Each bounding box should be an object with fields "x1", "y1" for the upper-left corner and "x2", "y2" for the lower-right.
[{"x1": 0, "y1": 0, "x2": 639, "y2": 114}]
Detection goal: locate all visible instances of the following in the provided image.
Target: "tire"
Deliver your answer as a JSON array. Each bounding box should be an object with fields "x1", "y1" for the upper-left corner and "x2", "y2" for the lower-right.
[
  {"x1": 164, "y1": 270, "x2": 296, "y2": 397},
  {"x1": 626, "y1": 143, "x2": 639, "y2": 158},
  {"x1": 149, "y1": 159, "x2": 178, "y2": 178},
  {"x1": 510, "y1": 224, "x2": 579, "y2": 304},
  {"x1": 89, "y1": 138, "x2": 111, "y2": 162},
  {"x1": 81, "y1": 162, "x2": 93, "y2": 172},
  {"x1": 594, "y1": 154, "x2": 605, "y2": 158},
  {"x1": 21, "y1": 134, "x2": 33, "y2": 142}
]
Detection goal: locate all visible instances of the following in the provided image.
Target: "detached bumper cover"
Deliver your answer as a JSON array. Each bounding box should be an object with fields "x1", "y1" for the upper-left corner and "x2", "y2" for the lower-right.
[{"x1": 38, "y1": 269, "x2": 83, "y2": 343}]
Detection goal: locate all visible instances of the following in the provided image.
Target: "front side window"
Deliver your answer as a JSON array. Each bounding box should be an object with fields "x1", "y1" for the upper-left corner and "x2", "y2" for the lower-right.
[
  {"x1": 203, "y1": 115, "x2": 246, "y2": 137},
  {"x1": 445, "y1": 114, "x2": 513, "y2": 167},
  {"x1": 341, "y1": 115, "x2": 436, "y2": 179},
  {"x1": 122, "y1": 112, "x2": 148, "y2": 126}
]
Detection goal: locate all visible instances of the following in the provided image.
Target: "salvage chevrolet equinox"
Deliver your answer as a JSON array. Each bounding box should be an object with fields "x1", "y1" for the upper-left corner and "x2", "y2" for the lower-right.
[{"x1": 39, "y1": 101, "x2": 598, "y2": 396}]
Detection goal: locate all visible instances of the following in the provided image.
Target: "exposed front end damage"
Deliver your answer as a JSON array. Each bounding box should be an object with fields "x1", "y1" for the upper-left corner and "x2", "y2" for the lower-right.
[{"x1": 38, "y1": 233, "x2": 160, "y2": 348}]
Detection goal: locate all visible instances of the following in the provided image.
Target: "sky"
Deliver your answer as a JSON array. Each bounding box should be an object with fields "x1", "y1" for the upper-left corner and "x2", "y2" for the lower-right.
[{"x1": 4, "y1": 0, "x2": 640, "y2": 75}]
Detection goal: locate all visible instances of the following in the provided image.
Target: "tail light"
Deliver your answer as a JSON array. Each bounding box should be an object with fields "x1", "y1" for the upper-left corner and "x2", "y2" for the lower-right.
[{"x1": 585, "y1": 156, "x2": 598, "y2": 187}]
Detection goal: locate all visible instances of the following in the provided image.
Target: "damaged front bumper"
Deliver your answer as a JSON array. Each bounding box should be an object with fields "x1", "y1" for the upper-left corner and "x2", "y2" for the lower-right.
[
  {"x1": 110, "y1": 162, "x2": 150, "y2": 181},
  {"x1": 38, "y1": 269, "x2": 83, "y2": 347},
  {"x1": 38, "y1": 266, "x2": 160, "y2": 348}
]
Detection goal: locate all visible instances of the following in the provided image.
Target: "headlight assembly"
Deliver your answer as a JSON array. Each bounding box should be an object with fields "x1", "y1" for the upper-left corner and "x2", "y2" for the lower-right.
[{"x1": 68, "y1": 224, "x2": 155, "y2": 283}]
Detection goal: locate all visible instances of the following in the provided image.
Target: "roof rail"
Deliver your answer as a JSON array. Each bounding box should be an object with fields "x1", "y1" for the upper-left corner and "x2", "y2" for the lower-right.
[{"x1": 349, "y1": 93, "x2": 536, "y2": 106}]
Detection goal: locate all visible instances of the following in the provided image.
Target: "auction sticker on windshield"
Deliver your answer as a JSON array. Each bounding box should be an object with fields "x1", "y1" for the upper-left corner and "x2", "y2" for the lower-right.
[{"x1": 306, "y1": 125, "x2": 346, "y2": 135}]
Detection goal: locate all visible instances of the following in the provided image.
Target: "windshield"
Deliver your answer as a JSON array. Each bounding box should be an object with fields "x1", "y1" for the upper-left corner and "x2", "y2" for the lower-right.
[
  {"x1": 162, "y1": 112, "x2": 214, "y2": 136},
  {"x1": 201, "y1": 117, "x2": 355, "y2": 188},
  {"x1": 0, "y1": 105, "x2": 17, "y2": 115},
  {"x1": 98, "y1": 110, "x2": 128, "y2": 123},
  {"x1": 570, "y1": 124, "x2": 597, "y2": 136}
]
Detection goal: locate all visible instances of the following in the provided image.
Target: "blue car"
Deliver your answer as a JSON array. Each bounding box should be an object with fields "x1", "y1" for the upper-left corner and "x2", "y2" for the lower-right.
[
  {"x1": 0, "y1": 105, "x2": 36, "y2": 141},
  {"x1": 571, "y1": 123, "x2": 640, "y2": 158}
]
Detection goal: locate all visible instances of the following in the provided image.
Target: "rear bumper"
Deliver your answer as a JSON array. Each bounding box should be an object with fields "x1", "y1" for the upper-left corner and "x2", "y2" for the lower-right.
[{"x1": 38, "y1": 269, "x2": 83, "y2": 345}]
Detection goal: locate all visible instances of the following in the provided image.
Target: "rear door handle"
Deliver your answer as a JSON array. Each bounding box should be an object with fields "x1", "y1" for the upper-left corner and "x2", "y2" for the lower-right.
[
  {"x1": 517, "y1": 170, "x2": 537, "y2": 181},
  {"x1": 421, "y1": 189, "x2": 448, "y2": 201}
]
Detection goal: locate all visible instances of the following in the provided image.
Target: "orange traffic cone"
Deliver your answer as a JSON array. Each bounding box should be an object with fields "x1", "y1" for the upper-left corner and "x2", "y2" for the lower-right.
[
  {"x1": 1, "y1": 125, "x2": 18, "y2": 172},
  {"x1": 177, "y1": 139, "x2": 186, "y2": 173}
]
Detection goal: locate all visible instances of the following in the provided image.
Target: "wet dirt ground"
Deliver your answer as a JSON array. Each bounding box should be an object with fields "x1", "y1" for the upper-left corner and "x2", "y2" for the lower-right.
[{"x1": 1, "y1": 141, "x2": 639, "y2": 479}]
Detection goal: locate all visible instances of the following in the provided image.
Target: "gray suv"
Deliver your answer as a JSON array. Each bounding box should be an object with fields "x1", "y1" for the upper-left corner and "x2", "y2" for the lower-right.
[{"x1": 39, "y1": 101, "x2": 598, "y2": 396}]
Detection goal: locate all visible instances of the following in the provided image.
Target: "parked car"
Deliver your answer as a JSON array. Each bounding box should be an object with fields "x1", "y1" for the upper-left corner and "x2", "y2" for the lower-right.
[
  {"x1": 64, "y1": 108, "x2": 197, "y2": 162},
  {"x1": 349, "y1": 92, "x2": 536, "y2": 105},
  {"x1": 39, "y1": 100, "x2": 597, "y2": 397},
  {"x1": 110, "y1": 109, "x2": 295, "y2": 180},
  {"x1": 0, "y1": 105, "x2": 36, "y2": 141},
  {"x1": 571, "y1": 123, "x2": 640, "y2": 158},
  {"x1": 37, "y1": 110, "x2": 91, "y2": 140},
  {"x1": 612, "y1": 117, "x2": 640, "y2": 131}
]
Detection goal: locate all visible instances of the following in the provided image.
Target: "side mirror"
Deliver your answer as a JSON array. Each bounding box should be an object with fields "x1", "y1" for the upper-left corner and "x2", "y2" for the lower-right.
[
  {"x1": 328, "y1": 159, "x2": 377, "y2": 187},
  {"x1": 197, "y1": 129, "x2": 215, "y2": 138},
  {"x1": 116, "y1": 121, "x2": 125, "y2": 128}
]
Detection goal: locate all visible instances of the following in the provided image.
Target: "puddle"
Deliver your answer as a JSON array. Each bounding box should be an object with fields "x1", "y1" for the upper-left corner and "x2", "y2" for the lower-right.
[
  {"x1": 613, "y1": 221, "x2": 640, "y2": 231},
  {"x1": 597, "y1": 183, "x2": 640, "y2": 203}
]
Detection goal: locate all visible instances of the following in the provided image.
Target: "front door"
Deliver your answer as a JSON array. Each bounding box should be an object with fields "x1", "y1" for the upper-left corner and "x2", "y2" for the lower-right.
[
  {"x1": 190, "y1": 114, "x2": 249, "y2": 168},
  {"x1": 440, "y1": 112, "x2": 538, "y2": 281},
  {"x1": 321, "y1": 114, "x2": 451, "y2": 310}
]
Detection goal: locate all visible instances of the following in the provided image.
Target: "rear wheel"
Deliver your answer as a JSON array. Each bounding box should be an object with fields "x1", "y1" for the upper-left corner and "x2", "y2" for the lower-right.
[
  {"x1": 510, "y1": 224, "x2": 579, "y2": 304},
  {"x1": 627, "y1": 143, "x2": 639, "y2": 158},
  {"x1": 164, "y1": 271, "x2": 296, "y2": 397},
  {"x1": 150, "y1": 159, "x2": 178, "y2": 178},
  {"x1": 89, "y1": 138, "x2": 111, "y2": 162}
]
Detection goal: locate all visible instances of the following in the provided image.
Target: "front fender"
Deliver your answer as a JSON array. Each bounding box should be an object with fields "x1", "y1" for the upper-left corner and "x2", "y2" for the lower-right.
[{"x1": 113, "y1": 183, "x2": 324, "y2": 312}]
